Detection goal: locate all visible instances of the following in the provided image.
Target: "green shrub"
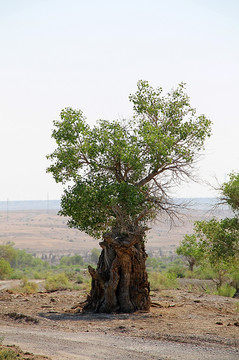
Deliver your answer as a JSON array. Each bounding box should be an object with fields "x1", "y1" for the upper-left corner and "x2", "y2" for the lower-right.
[
  {"x1": 76, "y1": 274, "x2": 84, "y2": 284},
  {"x1": 188, "y1": 266, "x2": 216, "y2": 280},
  {"x1": 167, "y1": 264, "x2": 185, "y2": 278},
  {"x1": 148, "y1": 271, "x2": 178, "y2": 291},
  {"x1": 90, "y1": 248, "x2": 100, "y2": 264},
  {"x1": 216, "y1": 284, "x2": 236, "y2": 297},
  {"x1": 146, "y1": 257, "x2": 162, "y2": 270},
  {"x1": 60, "y1": 254, "x2": 84, "y2": 267},
  {"x1": 11, "y1": 278, "x2": 38, "y2": 294},
  {"x1": 0, "y1": 243, "x2": 17, "y2": 264},
  {"x1": 33, "y1": 270, "x2": 48, "y2": 279},
  {"x1": 45, "y1": 272, "x2": 72, "y2": 291},
  {"x1": 0, "y1": 259, "x2": 13, "y2": 279},
  {"x1": 0, "y1": 348, "x2": 17, "y2": 360}
]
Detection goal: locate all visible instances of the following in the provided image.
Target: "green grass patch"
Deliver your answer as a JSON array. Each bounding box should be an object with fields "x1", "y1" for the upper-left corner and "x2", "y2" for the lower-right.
[
  {"x1": 0, "y1": 347, "x2": 17, "y2": 360},
  {"x1": 148, "y1": 271, "x2": 178, "y2": 291},
  {"x1": 216, "y1": 284, "x2": 236, "y2": 297},
  {"x1": 45, "y1": 272, "x2": 72, "y2": 292}
]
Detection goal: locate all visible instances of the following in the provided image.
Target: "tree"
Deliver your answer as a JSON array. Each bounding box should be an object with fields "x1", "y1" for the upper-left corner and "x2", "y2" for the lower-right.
[
  {"x1": 220, "y1": 172, "x2": 239, "y2": 212},
  {"x1": 0, "y1": 258, "x2": 13, "y2": 279},
  {"x1": 194, "y1": 218, "x2": 239, "y2": 288},
  {"x1": 47, "y1": 80, "x2": 211, "y2": 312},
  {"x1": 188, "y1": 172, "x2": 239, "y2": 292},
  {"x1": 60, "y1": 254, "x2": 84, "y2": 267},
  {"x1": 0, "y1": 243, "x2": 17, "y2": 264},
  {"x1": 176, "y1": 234, "x2": 202, "y2": 271}
]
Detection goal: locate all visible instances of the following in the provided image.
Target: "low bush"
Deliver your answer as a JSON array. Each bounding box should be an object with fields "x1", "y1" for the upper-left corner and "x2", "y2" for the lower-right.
[
  {"x1": 216, "y1": 284, "x2": 236, "y2": 297},
  {"x1": 0, "y1": 347, "x2": 17, "y2": 360},
  {"x1": 148, "y1": 271, "x2": 178, "y2": 291},
  {"x1": 45, "y1": 272, "x2": 72, "y2": 292},
  {"x1": 0, "y1": 258, "x2": 13, "y2": 279},
  {"x1": 60, "y1": 254, "x2": 84, "y2": 267},
  {"x1": 11, "y1": 278, "x2": 38, "y2": 294},
  {"x1": 76, "y1": 273, "x2": 91, "y2": 292}
]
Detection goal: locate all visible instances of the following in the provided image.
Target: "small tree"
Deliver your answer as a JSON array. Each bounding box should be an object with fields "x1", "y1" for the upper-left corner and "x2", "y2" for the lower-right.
[
  {"x1": 0, "y1": 243, "x2": 17, "y2": 265},
  {"x1": 0, "y1": 258, "x2": 13, "y2": 279},
  {"x1": 189, "y1": 172, "x2": 239, "y2": 291},
  {"x1": 47, "y1": 80, "x2": 211, "y2": 312},
  {"x1": 176, "y1": 234, "x2": 202, "y2": 271},
  {"x1": 194, "y1": 218, "x2": 239, "y2": 288}
]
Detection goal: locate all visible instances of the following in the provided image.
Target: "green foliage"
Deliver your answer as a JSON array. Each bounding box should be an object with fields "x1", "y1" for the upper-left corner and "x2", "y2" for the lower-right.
[
  {"x1": 195, "y1": 218, "x2": 239, "y2": 266},
  {"x1": 176, "y1": 234, "x2": 203, "y2": 271},
  {"x1": 148, "y1": 271, "x2": 178, "y2": 290},
  {"x1": 11, "y1": 278, "x2": 38, "y2": 294},
  {"x1": 0, "y1": 258, "x2": 13, "y2": 279},
  {"x1": 90, "y1": 248, "x2": 101, "y2": 264},
  {"x1": 146, "y1": 257, "x2": 164, "y2": 271},
  {"x1": 12, "y1": 249, "x2": 39, "y2": 268},
  {"x1": 47, "y1": 81, "x2": 211, "y2": 238},
  {"x1": 0, "y1": 244, "x2": 50, "y2": 279},
  {"x1": 0, "y1": 243, "x2": 18, "y2": 264},
  {"x1": 60, "y1": 254, "x2": 84, "y2": 267},
  {"x1": 221, "y1": 172, "x2": 239, "y2": 213},
  {"x1": 216, "y1": 284, "x2": 236, "y2": 298},
  {"x1": 167, "y1": 262, "x2": 185, "y2": 278},
  {"x1": 45, "y1": 272, "x2": 72, "y2": 292},
  {"x1": 76, "y1": 274, "x2": 84, "y2": 284},
  {"x1": 0, "y1": 243, "x2": 92, "y2": 292},
  {"x1": 76, "y1": 272, "x2": 91, "y2": 291},
  {"x1": 190, "y1": 265, "x2": 216, "y2": 280},
  {"x1": 181, "y1": 171, "x2": 239, "y2": 291},
  {"x1": 191, "y1": 218, "x2": 239, "y2": 288},
  {"x1": 0, "y1": 348, "x2": 17, "y2": 360}
]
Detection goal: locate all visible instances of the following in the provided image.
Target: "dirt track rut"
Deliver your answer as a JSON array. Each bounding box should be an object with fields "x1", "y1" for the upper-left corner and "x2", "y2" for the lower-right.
[{"x1": 2, "y1": 325, "x2": 239, "y2": 360}]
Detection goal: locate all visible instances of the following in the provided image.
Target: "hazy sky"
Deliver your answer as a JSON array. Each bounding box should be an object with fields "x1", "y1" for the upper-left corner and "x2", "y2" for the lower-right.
[{"x1": 0, "y1": 0, "x2": 238, "y2": 201}]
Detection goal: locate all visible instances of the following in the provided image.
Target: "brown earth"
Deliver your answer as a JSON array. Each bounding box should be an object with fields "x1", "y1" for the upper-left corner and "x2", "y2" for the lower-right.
[
  {"x1": 0, "y1": 207, "x2": 229, "y2": 261},
  {"x1": 0, "y1": 283, "x2": 239, "y2": 359}
]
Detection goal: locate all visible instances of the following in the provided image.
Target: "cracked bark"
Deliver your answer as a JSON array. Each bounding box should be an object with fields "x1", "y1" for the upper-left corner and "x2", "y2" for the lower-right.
[{"x1": 84, "y1": 229, "x2": 151, "y2": 313}]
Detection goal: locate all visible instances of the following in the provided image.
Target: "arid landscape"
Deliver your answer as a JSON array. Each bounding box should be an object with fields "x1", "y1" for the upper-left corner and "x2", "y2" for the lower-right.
[
  {"x1": 0, "y1": 202, "x2": 228, "y2": 261},
  {"x1": 0, "y1": 283, "x2": 239, "y2": 359},
  {"x1": 1, "y1": 205, "x2": 238, "y2": 359}
]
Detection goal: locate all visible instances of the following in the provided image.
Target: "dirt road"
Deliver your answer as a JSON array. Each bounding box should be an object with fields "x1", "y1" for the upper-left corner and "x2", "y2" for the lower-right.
[{"x1": 2, "y1": 325, "x2": 239, "y2": 360}]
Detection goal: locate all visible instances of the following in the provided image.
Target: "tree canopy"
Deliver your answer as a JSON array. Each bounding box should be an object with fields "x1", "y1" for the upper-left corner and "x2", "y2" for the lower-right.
[
  {"x1": 178, "y1": 172, "x2": 239, "y2": 291},
  {"x1": 176, "y1": 234, "x2": 203, "y2": 271},
  {"x1": 47, "y1": 80, "x2": 212, "y2": 239}
]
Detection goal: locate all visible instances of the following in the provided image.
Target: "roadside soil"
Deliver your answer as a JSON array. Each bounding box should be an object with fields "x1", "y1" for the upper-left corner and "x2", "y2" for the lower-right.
[{"x1": 0, "y1": 282, "x2": 239, "y2": 359}]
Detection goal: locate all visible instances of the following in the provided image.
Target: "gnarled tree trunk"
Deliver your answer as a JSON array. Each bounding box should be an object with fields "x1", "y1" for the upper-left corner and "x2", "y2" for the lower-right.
[{"x1": 84, "y1": 229, "x2": 151, "y2": 313}]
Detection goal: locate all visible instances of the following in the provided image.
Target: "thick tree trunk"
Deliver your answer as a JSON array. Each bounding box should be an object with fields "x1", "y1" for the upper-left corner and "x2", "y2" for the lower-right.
[
  {"x1": 233, "y1": 288, "x2": 239, "y2": 299},
  {"x1": 84, "y1": 229, "x2": 151, "y2": 313}
]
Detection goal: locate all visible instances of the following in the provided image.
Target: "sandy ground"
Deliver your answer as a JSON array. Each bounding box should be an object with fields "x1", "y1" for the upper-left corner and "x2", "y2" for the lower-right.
[
  {"x1": 0, "y1": 284, "x2": 239, "y2": 359},
  {"x1": 0, "y1": 207, "x2": 227, "y2": 260}
]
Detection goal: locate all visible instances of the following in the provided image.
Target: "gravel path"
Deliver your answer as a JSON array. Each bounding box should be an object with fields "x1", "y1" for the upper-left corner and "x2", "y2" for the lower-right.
[{"x1": 2, "y1": 325, "x2": 239, "y2": 360}]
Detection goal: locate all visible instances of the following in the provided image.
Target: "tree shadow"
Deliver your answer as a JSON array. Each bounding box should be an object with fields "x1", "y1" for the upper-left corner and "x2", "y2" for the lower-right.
[{"x1": 38, "y1": 311, "x2": 151, "y2": 322}]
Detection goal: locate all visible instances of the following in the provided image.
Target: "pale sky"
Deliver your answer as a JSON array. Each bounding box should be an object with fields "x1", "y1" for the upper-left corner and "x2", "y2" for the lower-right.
[{"x1": 0, "y1": 0, "x2": 238, "y2": 201}]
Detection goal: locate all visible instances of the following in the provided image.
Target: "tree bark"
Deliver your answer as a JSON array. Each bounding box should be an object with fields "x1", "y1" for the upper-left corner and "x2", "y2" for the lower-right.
[
  {"x1": 233, "y1": 288, "x2": 239, "y2": 299},
  {"x1": 84, "y1": 229, "x2": 151, "y2": 313}
]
